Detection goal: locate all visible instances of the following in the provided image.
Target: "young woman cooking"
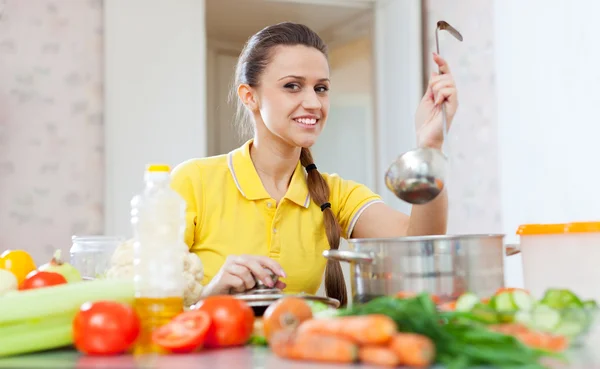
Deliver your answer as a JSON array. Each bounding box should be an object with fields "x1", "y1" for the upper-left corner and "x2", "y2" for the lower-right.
[{"x1": 171, "y1": 22, "x2": 458, "y2": 306}]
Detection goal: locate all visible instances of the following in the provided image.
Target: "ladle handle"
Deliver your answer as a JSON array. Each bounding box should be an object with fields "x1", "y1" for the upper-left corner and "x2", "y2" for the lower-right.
[{"x1": 435, "y1": 28, "x2": 448, "y2": 145}]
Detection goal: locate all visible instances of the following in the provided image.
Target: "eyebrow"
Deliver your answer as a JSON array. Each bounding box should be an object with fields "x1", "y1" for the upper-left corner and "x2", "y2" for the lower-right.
[{"x1": 278, "y1": 75, "x2": 330, "y2": 82}]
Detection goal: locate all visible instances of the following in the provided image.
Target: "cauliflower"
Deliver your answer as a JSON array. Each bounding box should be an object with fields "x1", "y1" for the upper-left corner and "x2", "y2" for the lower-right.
[
  {"x1": 105, "y1": 239, "x2": 204, "y2": 307},
  {"x1": 0, "y1": 269, "x2": 18, "y2": 296}
]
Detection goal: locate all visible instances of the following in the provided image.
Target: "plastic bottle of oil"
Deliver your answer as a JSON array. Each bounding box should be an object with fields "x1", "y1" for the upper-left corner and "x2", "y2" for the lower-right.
[{"x1": 130, "y1": 164, "x2": 187, "y2": 355}]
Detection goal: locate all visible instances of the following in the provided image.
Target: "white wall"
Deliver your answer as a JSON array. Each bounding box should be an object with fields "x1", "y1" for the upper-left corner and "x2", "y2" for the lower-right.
[
  {"x1": 103, "y1": 0, "x2": 207, "y2": 237},
  {"x1": 373, "y1": 0, "x2": 423, "y2": 215},
  {"x1": 495, "y1": 0, "x2": 600, "y2": 233},
  {"x1": 494, "y1": 0, "x2": 600, "y2": 287}
]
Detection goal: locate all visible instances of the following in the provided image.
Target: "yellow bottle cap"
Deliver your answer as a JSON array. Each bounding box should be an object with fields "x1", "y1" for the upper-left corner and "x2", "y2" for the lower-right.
[{"x1": 146, "y1": 164, "x2": 171, "y2": 173}]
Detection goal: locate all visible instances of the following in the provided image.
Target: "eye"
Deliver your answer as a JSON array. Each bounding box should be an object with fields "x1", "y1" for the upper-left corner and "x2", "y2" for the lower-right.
[
  {"x1": 315, "y1": 85, "x2": 329, "y2": 93},
  {"x1": 284, "y1": 83, "x2": 301, "y2": 91}
]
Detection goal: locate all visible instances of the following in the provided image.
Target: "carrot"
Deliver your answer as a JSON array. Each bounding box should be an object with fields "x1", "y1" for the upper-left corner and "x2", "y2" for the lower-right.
[
  {"x1": 396, "y1": 291, "x2": 441, "y2": 304},
  {"x1": 296, "y1": 315, "x2": 397, "y2": 345},
  {"x1": 516, "y1": 331, "x2": 568, "y2": 353},
  {"x1": 389, "y1": 332, "x2": 436, "y2": 368},
  {"x1": 270, "y1": 330, "x2": 358, "y2": 364},
  {"x1": 489, "y1": 324, "x2": 569, "y2": 353},
  {"x1": 546, "y1": 334, "x2": 568, "y2": 352},
  {"x1": 396, "y1": 291, "x2": 418, "y2": 299},
  {"x1": 358, "y1": 345, "x2": 401, "y2": 367},
  {"x1": 489, "y1": 323, "x2": 530, "y2": 335},
  {"x1": 494, "y1": 287, "x2": 530, "y2": 296},
  {"x1": 439, "y1": 300, "x2": 456, "y2": 311}
]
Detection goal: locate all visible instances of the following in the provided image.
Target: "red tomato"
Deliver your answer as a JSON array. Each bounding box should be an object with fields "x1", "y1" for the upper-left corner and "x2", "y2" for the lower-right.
[
  {"x1": 194, "y1": 295, "x2": 254, "y2": 348},
  {"x1": 151, "y1": 310, "x2": 211, "y2": 353},
  {"x1": 20, "y1": 270, "x2": 67, "y2": 290},
  {"x1": 73, "y1": 301, "x2": 141, "y2": 355}
]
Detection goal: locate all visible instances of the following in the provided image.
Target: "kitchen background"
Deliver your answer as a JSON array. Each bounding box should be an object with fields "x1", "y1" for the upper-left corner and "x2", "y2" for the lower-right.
[{"x1": 0, "y1": 0, "x2": 596, "y2": 292}]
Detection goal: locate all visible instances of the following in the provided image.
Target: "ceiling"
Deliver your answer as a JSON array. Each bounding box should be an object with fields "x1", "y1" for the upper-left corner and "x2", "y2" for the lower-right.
[{"x1": 205, "y1": 0, "x2": 373, "y2": 46}]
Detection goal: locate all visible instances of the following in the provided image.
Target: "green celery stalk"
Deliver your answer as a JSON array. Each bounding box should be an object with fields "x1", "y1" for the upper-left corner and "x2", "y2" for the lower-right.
[
  {"x1": 0, "y1": 279, "x2": 134, "y2": 324},
  {"x1": 0, "y1": 311, "x2": 75, "y2": 336},
  {"x1": 0, "y1": 321, "x2": 73, "y2": 357}
]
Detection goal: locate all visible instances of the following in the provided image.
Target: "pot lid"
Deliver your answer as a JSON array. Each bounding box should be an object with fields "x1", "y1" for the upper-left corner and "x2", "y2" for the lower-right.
[
  {"x1": 192, "y1": 286, "x2": 340, "y2": 310},
  {"x1": 233, "y1": 288, "x2": 340, "y2": 309}
]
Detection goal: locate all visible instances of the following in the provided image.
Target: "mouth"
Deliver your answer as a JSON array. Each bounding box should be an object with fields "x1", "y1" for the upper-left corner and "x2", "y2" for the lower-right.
[{"x1": 293, "y1": 117, "x2": 319, "y2": 128}]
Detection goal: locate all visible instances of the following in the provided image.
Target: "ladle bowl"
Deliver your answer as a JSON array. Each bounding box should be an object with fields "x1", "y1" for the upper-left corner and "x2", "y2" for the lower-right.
[
  {"x1": 385, "y1": 20, "x2": 463, "y2": 205},
  {"x1": 385, "y1": 147, "x2": 448, "y2": 204}
]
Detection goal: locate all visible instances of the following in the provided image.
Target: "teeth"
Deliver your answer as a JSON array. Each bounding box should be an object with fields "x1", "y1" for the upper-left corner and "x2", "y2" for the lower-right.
[{"x1": 294, "y1": 118, "x2": 317, "y2": 125}]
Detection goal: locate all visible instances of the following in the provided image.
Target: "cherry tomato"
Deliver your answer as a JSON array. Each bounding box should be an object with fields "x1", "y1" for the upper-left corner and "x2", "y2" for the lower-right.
[
  {"x1": 194, "y1": 295, "x2": 254, "y2": 348},
  {"x1": 152, "y1": 310, "x2": 211, "y2": 353},
  {"x1": 263, "y1": 297, "x2": 312, "y2": 341},
  {"x1": 0, "y1": 250, "x2": 37, "y2": 286},
  {"x1": 73, "y1": 301, "x2": 141, "y2": 355},
  {"x1": 20, "y1": 270, "x2": 67, "y2": 290}
]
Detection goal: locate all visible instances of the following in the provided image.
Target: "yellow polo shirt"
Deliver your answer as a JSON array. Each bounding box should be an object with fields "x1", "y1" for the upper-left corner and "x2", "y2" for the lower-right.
[{"x1": 170, "y1": 140, "x2": 383, "y2": 295}]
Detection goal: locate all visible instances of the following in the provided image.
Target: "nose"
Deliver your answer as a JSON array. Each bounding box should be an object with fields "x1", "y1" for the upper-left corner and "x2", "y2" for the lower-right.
[{"x1": 302, "y1": 90, "x2": 322, "y2": 110}]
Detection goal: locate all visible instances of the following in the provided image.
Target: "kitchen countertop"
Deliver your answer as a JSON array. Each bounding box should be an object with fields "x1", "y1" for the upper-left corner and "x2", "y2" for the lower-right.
[{"x1": 0, "y1": 344, "x2": 599, "y2": 369}]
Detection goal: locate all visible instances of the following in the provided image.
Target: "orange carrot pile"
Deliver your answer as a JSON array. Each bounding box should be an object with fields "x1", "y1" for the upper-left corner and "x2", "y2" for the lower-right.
[
  {"x1": 488, "y1": 323, "x2": 568, "y2": 353},
  {"x1": 269, "y1": 314, "x2": 436, "y2": 368}
]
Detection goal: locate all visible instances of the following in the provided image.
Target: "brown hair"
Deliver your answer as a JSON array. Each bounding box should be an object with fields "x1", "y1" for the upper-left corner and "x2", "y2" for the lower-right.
[{"x1": 230, "y1": 22, "x2": 347, "y2": 306}]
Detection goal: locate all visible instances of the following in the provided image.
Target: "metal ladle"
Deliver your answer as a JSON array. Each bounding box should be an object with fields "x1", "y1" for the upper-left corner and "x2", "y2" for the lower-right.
[{"x1": 385, "y1": 21, "x2": 463, "y2": 205}]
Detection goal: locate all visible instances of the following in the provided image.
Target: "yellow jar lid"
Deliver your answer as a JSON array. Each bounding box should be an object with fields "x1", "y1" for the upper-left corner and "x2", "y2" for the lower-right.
[
  {"x1": 146, "y1": 164, "x2": 171, "y2": 173},
  {"x1": 517, "y1": 222, "x2": 600, "y2": 235}
]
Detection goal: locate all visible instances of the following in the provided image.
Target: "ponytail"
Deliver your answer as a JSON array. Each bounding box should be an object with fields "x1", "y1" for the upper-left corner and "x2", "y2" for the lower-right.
[{"x1": 300, "y1": 148, "x2": 347, "y2": 307}]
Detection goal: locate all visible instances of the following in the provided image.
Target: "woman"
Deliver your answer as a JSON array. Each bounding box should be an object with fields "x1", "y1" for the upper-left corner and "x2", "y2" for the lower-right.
[{"x1": 171, "y1": 22, "x2": 458, "y2": 306}]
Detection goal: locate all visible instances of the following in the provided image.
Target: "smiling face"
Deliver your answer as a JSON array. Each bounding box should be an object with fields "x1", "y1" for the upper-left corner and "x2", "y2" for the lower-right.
[{"x1": 240, "y1": 45, "x2": 330, "y2": 149}]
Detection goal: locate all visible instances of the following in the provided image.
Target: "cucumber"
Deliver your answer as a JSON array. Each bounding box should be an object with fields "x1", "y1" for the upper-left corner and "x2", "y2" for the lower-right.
[
  {"x1": 313, "y1": 308, "x2": 341, "y2": 319},
  {"x1": 514, "y1": 310, "x2": 533, "y2": 325},
  {"x1": 554, "y1": 308, "x2": 589, "y2": 337},
  {"x1": 455, "y1": 293, "x2": 480, "y2": 312},
  {"x1": 583, "y1": 300, "x2": 598, "y2": 310},
  {"x1": 541, "y1": 289, "x2": 583, "y2": 310},
  {"x1": 530, "y1": 304, "x2": 561, "y2": 332},
  {"x1": 492, "y1": 290, "x2": 535, "y2": 313},
  {"x1": 305, "y1": 301, "x2": 331, "y2": 314},
  {"x1": 512, "y1": 290, "x2": 535, "y2": 311},
  {"x1": 554, "y1": 321, "x2": 584, "y2": 337},
  {"x1": 492, "y1": 292, "x2": 514, "y2": 312}
]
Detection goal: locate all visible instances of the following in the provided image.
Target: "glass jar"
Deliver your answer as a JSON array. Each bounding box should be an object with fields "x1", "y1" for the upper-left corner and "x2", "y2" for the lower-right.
[{"x1": 70, "y1": 235, "x2": 125, "y2": 280}]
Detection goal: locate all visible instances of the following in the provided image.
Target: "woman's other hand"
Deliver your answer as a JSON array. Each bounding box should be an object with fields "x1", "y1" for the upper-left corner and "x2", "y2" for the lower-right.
[{"x1": 202, "y1": 255, "x2": 287, "y2": 296}]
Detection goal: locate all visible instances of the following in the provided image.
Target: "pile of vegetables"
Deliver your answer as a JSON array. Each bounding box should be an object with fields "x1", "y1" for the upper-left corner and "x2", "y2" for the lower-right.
[
  {"x1": 1, "y1": 247, "x2": 596, "y2": 368},
  {"x1": 339, "y1": 294, "x2": 562, "y2": 368},
  {"x1": 255, "y1": 290, "x2": 595, "y2": 369},
  {"x1": 449, "y1": 287, "x2": 597, "y2": 342}
]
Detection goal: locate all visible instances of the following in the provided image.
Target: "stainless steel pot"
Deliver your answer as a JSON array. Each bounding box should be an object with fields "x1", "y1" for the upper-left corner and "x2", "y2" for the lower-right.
[{"x1": 323, "y1": 234, "x2": 507, "y2": 305}]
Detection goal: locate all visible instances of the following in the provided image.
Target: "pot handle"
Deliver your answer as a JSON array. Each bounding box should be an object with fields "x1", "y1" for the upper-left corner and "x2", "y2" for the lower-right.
[
  {"x1": 505, "y1": 243, "x2": 521, "y2": 256},
  {"x1": 323, "y1": 250, "x2": 374, "y2": 264}
]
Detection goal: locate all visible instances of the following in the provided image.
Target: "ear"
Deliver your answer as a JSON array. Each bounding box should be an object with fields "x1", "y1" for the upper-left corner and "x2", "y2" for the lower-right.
[{"x1": 237, "y1": 84, "x2": 259, "y2": 111}]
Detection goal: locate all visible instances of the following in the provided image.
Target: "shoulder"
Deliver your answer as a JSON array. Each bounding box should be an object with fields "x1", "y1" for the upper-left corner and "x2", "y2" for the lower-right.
[
  {"x1": 319, "y1": 171, "x2": 370, "y2": 195},
  {"x1": 319, "y1": 171, "x2": 382, "y2": 207},
  {"x1": 172, "y1": 155, "x2": 228, "y2": 175},
  {"x1": 171, "y1": 154, "x2": 228, "y2": 188}
]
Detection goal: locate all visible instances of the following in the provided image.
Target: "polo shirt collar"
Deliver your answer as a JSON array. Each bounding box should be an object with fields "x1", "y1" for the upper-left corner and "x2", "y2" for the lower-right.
[{"x1": 227, "y1": 139, "x2": 310, "y2": 208}]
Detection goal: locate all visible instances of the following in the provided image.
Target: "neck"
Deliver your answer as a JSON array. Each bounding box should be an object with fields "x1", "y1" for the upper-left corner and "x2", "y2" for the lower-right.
[{"x1": 250, "y1": 135, "x2": 301, "y2": 191}]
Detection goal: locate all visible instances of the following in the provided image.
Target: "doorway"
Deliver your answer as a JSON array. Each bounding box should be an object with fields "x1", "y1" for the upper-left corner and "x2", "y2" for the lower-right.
[{"x1": 205, "y1": 0, "x2": 377, "y2": 297}]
